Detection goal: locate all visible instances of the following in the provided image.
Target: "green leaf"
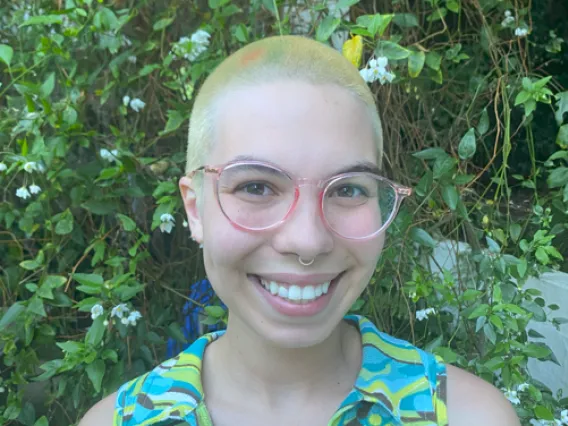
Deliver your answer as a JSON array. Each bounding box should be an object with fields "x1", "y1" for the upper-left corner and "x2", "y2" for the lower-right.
[
  {"x1": 73, "y1": 273, "x2": 104, "y2": 287},
  {"x1": 556, "y1": 124, "x2": 568, "y2": 149},
  {"x1": 56, "y1": 341, "x2": 84, "y2": 353},
  {"x1": 534, "y1": 405, "x2": 554, "y2": 421},
  {"x1": 454, "y1": 174, "x2": 475, "y2": 185},
  {"x1": 514, "y1": 90, "x2": 531, "y2": 106},
  {"x1": 433, "y1": 156, "x2": 457, "y2": 179},
  {"x1": 483, "y1": 323, "x2": 496, "y2": 345},
  {"x1": 524, "y1": 99, "x2": 537, "y2": 117},
  {"x1": 441, "y1": 185, "x2": 459, "y2": 210},
  {"x1": 82, "y1": 200, "x2": 118, "y2": 215},
  {"x1": 0, "y1": 44, "x2": 14, "y2": 67},
  {"x1": 27, "y1": 296, "x2": 46, "y2": 317},
  {"x1": 458, "y1": 128, "x2": 477, "y2": 160},
  {"x1": 468, "y1": 304, "x2": 489, "y2": 319},
  {"x1": 40, "y1": 73, "x2": 56, "y2": 98},
  {"x1": 376, "y1": 40, "x2": 410, "y2": 60},
  {"x1": 152, "y1": 17, "x2": 174, "y2": 31},
  {"x1": 547, "y1": 167, "x2": 568, "y2": 188},
  {"x1": 316, "y1": 16, "x2": 341, "y2": 42},
  {"x1": 554, "y1": 91, "x2": 568, "y2": 125},
  {"x1": 408, "y1": 51, "x2": 425, "y2": 78},
  {"x1": 413, "y1": 148, "x2": 447, "y2": 160},
  {"x1": 357, "y1": 14, "x2": 394, "y2": 37},
  {"x1": 425, "y1": 52, "x2": 442, "y2": 70},
  {"x1": 410, "y1": 227, "x2": 437, "y2": 248},
  {"x1": 20, "y1": 15, "x2": 63, "y2": 27},
  {"x1": 392, "y1": 13, "x2": 419, "y2": 28},
  {"x1": 55, "y1": 209, "x2": 74, "y2": 235},
  {"x1": 42, "y1": 275, "x2": 66, "y2": 289},
  {"x1": 0, "y1": 302, "x2": 25, "y2": 329},
  {"x1": 415, "y1": 171, "x2": 433, "y2": 197},
  {"x1": 446, "y1": 0, "x2": 460, "y2": 13},
  {"x1": 159, "y1": 110, "x2": 186, "y2": 135},
  {"x1": 204, "y1": 305, "x2": 226, "y2": 318},
  {"x1": 427, "y1": 7, "x2": 447, "y2": 22},
  {"x1": 477, "y1": 108, "x2": 489, "y2": 136},
  {"x1": 486, "y1": 236, "x2": 501, "y2": 253},
  {"x1": 509, "y1": 223, "x2": 521, "y2": 242},
  {"x1": 337, "y1": 0, "x2": 361, "y2": 8},
  {"x1": 34, "y1": 416, "x2": 49, "y2": 426},
  {"x1": 85, "y1": 359, "x2": 105, "y2": 393},
  {"x1": 208, "y1": 0, "x2": 231, "y2": 8},
  {"x1": 117, "y1": 214, "x2": 136, "y2": 231},
  {"x1": 139, "y1": 64, "x2": 161, "y2": 77},
  {"x1": 86, "y1": 317, "x2": 106, "y2": 346},
  {"x1": 535, "y1": 247, "x2": 549, "y2": 264},
  {"x1": 168, "y1": 323, "x2": 188, "y2": 343}
]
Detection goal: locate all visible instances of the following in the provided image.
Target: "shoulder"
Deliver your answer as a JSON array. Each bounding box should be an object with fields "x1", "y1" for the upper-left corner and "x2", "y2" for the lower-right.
[
  {"x1": 446, "y1": 364, "x2": 520, "y2": 426},
  {"x1": 78, "y1": 392, "x2": 117, "y2": 426}
]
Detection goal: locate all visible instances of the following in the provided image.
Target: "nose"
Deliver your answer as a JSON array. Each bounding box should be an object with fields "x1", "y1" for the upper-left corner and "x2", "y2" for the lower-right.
[{"x1": 271, "y1": 186, "x2": 334, "y2": 260}]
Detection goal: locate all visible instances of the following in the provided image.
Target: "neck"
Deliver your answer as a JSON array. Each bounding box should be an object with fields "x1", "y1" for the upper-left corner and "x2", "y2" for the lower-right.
[{"x1": 209, "y1": 315, "x2": 361, "y2": 403}]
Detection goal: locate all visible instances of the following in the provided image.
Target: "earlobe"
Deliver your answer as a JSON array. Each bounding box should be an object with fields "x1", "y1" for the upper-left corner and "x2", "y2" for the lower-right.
[{"x1": 179, "y1": 176, "x2": 203, "y2": 243}]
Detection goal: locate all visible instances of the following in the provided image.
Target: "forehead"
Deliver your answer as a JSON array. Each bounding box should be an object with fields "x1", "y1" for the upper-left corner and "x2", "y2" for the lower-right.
[{"x1": 208, "y1": 80, "x2": 378, "y2": 175}]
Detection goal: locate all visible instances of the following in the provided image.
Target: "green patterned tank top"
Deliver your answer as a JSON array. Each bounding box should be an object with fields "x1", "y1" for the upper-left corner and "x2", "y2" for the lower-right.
[{"x1": 114, "y1": 315, "x2": 448, "y2": 425}]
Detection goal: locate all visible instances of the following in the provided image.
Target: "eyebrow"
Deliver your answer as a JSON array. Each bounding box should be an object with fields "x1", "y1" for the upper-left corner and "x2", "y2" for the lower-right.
[{"x1": 229, "y1": 155, "x2": 381, "y2": 177}]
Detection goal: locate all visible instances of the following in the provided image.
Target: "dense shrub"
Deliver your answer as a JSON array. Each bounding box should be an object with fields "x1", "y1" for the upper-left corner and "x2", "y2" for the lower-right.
[{"x1": 0, "y1": 0, "x2": 566, "y2": 425}]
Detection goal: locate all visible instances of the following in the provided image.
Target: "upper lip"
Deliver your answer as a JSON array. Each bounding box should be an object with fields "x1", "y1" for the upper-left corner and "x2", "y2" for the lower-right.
[{"x1": 252, "y1": 272, "x2": 343, "y2": 286}]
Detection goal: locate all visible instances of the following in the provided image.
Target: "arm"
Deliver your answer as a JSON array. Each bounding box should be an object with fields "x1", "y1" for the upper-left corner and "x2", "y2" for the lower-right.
[
  {"x1": 78, "y1": 392, "x2": 117, "y2": 426},
  {"x1": 446, "y1": 365, "x2": 521, "y2": 426}
]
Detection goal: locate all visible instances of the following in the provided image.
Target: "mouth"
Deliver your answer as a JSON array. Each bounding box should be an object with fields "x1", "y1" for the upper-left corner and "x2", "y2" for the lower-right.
[{"x1": 248, "y1": 272, "x2": 345, "y2": 317}]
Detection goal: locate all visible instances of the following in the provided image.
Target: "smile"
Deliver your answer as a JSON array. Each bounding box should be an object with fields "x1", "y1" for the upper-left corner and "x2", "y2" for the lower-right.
[{"x1": 259, "y1": 278, "x2": 331, "y2": 304}]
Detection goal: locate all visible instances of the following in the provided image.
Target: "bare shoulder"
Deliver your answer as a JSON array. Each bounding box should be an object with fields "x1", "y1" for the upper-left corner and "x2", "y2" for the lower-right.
[
  {"x1": 78, "y1": 392, "x2": 117, "y2": 426},
  {"x1": 446, "y1": 364, "x2": 520, "y2": 426}
]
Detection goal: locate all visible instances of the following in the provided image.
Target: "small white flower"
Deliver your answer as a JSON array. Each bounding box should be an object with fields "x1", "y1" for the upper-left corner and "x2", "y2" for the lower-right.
[
  {"x1": 182, "y1": 220, "x2": 188, "y2": 228},
  {"x1": 91, "y1": 304, "x2": 104, "y2": 320},
  {"x1": 504, "y1": 10, "x2": 512, "y2": 17},
  {"x1": 127, "y1": 55, "x2": 137, "y2": 64},
  {"x1": 503, "y1": 389, "x2": 520, "y2": 405},
  {"x1": 100, "y1": 148, "x2": 119, "y2": 162},
  {"x1": 416, "y1": 307, "x2": 436, "y2": 321},
  {"x1": 160, "y1": 213, "x2": 175, "y2": 234},
  {"x1": 359, "y1": 67, "x2": 372, "y2": 83},
  {"x1": 375, "y1": 56, "x2": 388, "y2": 68},
  {"x1": 23, "y1": 161, "x2": 37, "y2": 173},
  {"x1": 517, "y1": 382, "x2": 529, "y2": 392},
  {"x1": 111, "y1": 303, "x2": 129, "y2": 319},
  {"x1": 191, "y1": 29, "x2": 211, "y2": 45},
  {"x1": 103, "y1": 320, "x2": 109, "y2": 326},
  {"x1": 0, "y1": 387, "x2": 4, "y2": 393},
  {"x1": 561, "y1": 410, "x2": 568, "y2": 424},
  {"x1": 29, "y1": 184, "x2": 41, "y2": 195},
  {"x1": 122, "y1": 95, "x2": 131, "y2": 106},
  {"x1": 127, "y1": 310, "x2": 142, "y2": 326},
  {"x1": 0, "y1": 162, "x2": 7, "y2": 172},
  {"x1": 121, "y1": 317, "x2": 129, "y2": 325},
  {"x1": 515, "y1": 27, "x2": 529, "y2": 37},
  {"x1": 129, "y1": 98, "x2": 146, "y2": 112},
  {"x1": 16, "y1": 187, "x2": 31, "y2": 199}
]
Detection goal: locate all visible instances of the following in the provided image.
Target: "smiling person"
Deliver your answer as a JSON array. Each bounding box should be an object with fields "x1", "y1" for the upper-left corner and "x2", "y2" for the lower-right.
[{"x1": 80, "y1": 35, "x2": 520, "y2": 426}]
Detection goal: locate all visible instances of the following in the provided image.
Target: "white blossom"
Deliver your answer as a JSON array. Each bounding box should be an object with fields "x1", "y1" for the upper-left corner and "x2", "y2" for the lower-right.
[
  {"x1": 504, "y1": 10, "x2": 512, "y2": 17},
  {"x1": 23, "y1": 161, "x2": 37, "y2": 173},
  {"x1": 517, "y1": 382, "x2": 529, "y2": 392},
  {"x1": 127, "y1": 310, "x2": 142, "y2": 326},
  {"x1": 0, "y1": 387, "x2": 4, "y2": 393},
  {"x1": 127, "y1": 55, "x2": 137, "y2": 64},
  {"x1": 122, "y1": 95, "x2": 131, "y2": 106},
  {"x1": 103, "y1": 320, "x2": 109, "y2": 326},
  {"x1": 503, "y1": 389, "x2": 520, "y2": 405},
  {"x1": 111, "y1": 303, "x2": 129, "y2": 319},
  {"x1": 160, "y1": 213, "x2": 175, "y2": 234},
  {"x1": 515, "y1": 27, "x2": 529, "y2": 37},
  {"x1": 100, "y1": 148, "x2": 119, "y2": 162},
  {"x1": 29, "y1": 184, "x2": 41, "y2": 195},
  {"x1": 121, "y1": 317, "x2": 129, "y2": 325},
  {"x1": 501, "y1": 10, "x2": 515, "y2": 27},
  {"x1": 172, "y1": 29, "x2": 211, "y2": 61},
  {"x1": 16, "y1": 187, "x2": 31, "y2": 199},
  {"x1": 91, "y1": 304, "x2": 104, "y2": 320},
  {"x1": 561, "y1": 410, "x2": 568, "y2": 424},
  {"x1": 129, "y1": 98, "x2": 146, "y2": 112},
  {"x1": 0, "y1": 162, "x2": 7, "y2": 172},
  {"x1": 182, "y1": 220, "x2": 188, "y2": 228},
  {"x1": 416, "y1": 307, "x2": 436, "y2": 321},
  {"x1": 359, "y1": 57, "x2": 395, "y2": 85}
]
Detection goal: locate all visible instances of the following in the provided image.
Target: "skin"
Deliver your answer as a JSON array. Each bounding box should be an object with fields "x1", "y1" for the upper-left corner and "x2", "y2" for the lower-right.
[{"x1": 79, "y1": 81, "x2": 520, "y2": 426}]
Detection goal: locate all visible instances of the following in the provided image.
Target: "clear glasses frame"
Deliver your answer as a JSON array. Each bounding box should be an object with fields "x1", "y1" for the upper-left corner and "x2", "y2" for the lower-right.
[{"x1": 188, "y1": 160, "x2": 412, "y2": 240}]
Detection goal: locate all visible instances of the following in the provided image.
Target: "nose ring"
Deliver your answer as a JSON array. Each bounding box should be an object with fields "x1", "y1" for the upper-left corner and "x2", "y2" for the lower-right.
[{"x1": 298, "y1": 256, "x2": 315, "y2": 266}]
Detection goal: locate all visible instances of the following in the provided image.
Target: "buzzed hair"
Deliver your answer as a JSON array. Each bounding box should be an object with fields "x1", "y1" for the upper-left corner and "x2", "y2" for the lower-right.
[{"x1": 185, "y1": 35, "x2": 383, "y2": 176}]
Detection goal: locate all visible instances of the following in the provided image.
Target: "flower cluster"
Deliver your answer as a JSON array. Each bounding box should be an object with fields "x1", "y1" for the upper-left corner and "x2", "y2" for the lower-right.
[
  {"x1": 160, "y1": 213, "x2": 175, "y2": 233},
  {"x1": 515, "y1": 27, "x2": 529, "y2": 37},
  {"x1": 100, "y1": 148, "x2": 119, "y2": 163},
  {"x1": 171, "y1": 29, "x2": 211, "y2": 61},
  {"x1": 529, "y1": 411, "x2": 568, "y2": 426},
  {"x1": 416, "y1": 307, "x2": 436, "y2": 321},
  {"x1": 16, "y1": 184, "x2": 41, "y2": 200},
  {"x1": 359, "y1": 57, "x2": 395, "y2": 85},
  {"x1": 501, "y1": 10, "x2": 515, "y2": 27},
  {"x1": 91, "y1": 304, "x2": 104, "y2": 320},
  {"x1": 122, "y1": 95, "x2": 146, "y2": 112},
  {"x1": 110, "y1": 303, "x2": 142, "y2": 326}
]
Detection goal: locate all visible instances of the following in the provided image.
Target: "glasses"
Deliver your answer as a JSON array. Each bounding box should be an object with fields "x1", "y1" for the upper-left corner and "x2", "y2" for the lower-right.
[{"x1": 188, "y1": 160, "x2": 412, "y2": 240}]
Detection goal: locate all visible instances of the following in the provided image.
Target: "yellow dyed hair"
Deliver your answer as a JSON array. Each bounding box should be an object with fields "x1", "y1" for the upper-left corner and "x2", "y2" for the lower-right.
[{"x1": 185, "y1": 35, "x2": 383, "y2": 175}]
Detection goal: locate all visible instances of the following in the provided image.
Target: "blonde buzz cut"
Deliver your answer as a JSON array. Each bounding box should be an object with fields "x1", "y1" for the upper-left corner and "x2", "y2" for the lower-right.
[{"x1": 185, "y1": 35, "x2": 383, "y2": 178}]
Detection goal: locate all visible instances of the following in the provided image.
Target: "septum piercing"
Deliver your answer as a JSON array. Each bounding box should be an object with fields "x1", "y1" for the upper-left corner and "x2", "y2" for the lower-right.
[{"x1": 298, "y1": 256, "x2": 315, "y2": 266}]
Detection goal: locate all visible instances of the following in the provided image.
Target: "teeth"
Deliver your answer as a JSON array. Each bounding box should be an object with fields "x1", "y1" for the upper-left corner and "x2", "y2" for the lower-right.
[{"x1": 259, "y1": 278, "x2": 332, "y2": 303}]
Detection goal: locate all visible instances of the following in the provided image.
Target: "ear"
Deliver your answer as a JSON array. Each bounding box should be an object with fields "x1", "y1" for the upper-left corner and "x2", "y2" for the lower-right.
[{"x1": 179, "y1": 176, "x2": 203, "y2": 244}]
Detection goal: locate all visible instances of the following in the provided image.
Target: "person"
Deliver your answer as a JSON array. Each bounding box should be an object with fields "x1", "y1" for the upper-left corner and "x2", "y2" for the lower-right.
[{"x1": 80, "y1": 35, "x2": 520, "y2": 426}]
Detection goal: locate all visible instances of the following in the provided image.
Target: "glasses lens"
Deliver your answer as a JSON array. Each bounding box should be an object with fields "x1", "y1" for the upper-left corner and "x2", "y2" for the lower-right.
[
  {"x1": 323, "y1": 174, "x2": 396, "y2": 239},
  {"x1": 217, "y1": 163, "x2": 295, "y2": 230}
]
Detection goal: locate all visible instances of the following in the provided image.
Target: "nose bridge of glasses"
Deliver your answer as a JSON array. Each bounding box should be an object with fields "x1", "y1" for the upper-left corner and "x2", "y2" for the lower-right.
[{"x1": 295, "y1": 177, "x2": 327, "y2": 189}]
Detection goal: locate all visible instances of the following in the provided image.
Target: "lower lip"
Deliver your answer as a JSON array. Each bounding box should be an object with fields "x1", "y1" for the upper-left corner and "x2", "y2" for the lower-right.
[{"x1": 250, "y1": 274, "x2": 341, "y2": 317}]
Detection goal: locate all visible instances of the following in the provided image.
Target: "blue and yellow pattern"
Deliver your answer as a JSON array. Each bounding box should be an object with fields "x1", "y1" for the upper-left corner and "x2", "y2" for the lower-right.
[{"x1": 114, "y1": 315, "x2": 448, "y2": 425}]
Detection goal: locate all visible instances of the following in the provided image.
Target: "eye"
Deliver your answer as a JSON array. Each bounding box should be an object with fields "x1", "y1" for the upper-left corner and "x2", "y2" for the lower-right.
[
  {"x1": 236, "y1": 182, "x2": 275, "y2": 196},
  {"x1": 331, "y1": 185, "x2": 367, "y2": 198}
]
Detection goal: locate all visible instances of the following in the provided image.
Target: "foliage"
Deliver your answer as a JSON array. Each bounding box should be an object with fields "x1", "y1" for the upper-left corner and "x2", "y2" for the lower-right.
[{"x1": 0, "y1": 0, "x2": 566, "y2": 425}]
